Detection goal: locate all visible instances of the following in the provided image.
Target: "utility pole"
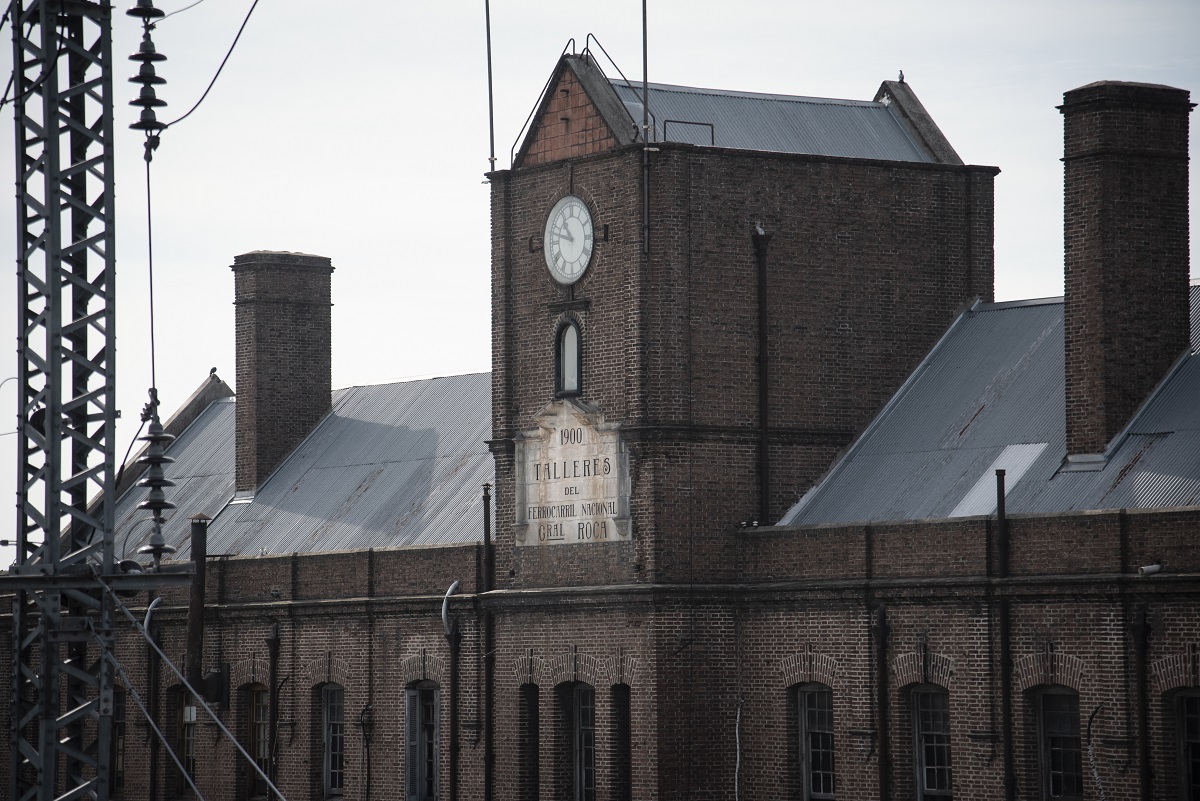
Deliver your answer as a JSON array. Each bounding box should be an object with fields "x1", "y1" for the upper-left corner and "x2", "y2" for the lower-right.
[{"x1": 5, "y1": 2, "x2": 185, "y2": 799}]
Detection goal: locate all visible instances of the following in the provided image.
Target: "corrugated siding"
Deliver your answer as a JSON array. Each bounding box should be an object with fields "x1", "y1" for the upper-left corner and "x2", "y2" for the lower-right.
[
  {"x1": 115, "y1": 373, "x2": 494, "y2": 558},
  {"x1": 611, "y1": 81, "x2": 932, "y2": 162},
  {"x1": 783, "y1": 292, "x2": 1200, "y2": 526}
]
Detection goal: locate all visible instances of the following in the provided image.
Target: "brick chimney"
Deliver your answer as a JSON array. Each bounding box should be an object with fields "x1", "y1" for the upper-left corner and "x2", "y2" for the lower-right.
[
  {"x1": 1061, "y1": 81, "x2": 1193, "y2": 456},
  {"x1": 232, "y1": 251, "x2": 334, "y2": 491}
]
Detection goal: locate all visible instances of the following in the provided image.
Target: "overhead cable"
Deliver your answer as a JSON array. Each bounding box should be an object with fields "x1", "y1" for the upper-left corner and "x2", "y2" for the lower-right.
[
  {"x1": 99, "y1": 578, "x2": 291, "y2": 801},
  {"x1": 163, "y1": 0, "x2": 260, "y2": 128}
]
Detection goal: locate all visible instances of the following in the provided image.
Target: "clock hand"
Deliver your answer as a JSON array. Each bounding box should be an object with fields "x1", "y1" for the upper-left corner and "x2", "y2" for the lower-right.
[{"x1": 560, "y1": 224, "x2": 575, "y2": 243}]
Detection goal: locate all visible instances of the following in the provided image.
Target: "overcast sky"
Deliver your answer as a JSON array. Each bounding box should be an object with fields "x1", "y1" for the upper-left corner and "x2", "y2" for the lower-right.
[{"x1": 1, "y1": 0, "x2": 1198, "y2": 552}]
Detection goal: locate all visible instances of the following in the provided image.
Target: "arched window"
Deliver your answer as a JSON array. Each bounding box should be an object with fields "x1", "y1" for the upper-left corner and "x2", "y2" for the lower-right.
[
  {"x1": 911, "y1": 685, "x2": 951, "y2": 800},
  {"x1": 172, "y1": 688, "x2": 197, "y2": 795},
  {"x1": 612, "y1": 684, "x2": 631, "y2": 801},
  {"x1": 793, "y1": 683, "x2": 835, "y2": 800},
  {"x1": 1033, "y1": 686, "x2": 1081, "y2": 800},
  {"x1": 519, "y1": 683, "x2": 540, "y2": 801},
  {"x1": 572, "y1": 684, "x2": 596, "y2": 801},
  {"x1": 321, "y1": 683, "x2": 345, "y2": 799},
  {"x1": 556, "y1": 320, "x2": 581, "y2": 396},
  {"x1": 1177, "y1": 690, "x2": 1200, "y2": 798},
  {"x1": 405, "y1": 681, "x2": 440, "y2": 801},
  {"x1": 244, "y1": 683, "x2": 270, "y2": 798}
]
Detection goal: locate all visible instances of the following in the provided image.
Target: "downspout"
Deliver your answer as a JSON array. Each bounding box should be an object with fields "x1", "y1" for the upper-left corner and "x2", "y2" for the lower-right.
[
  {"x1": 146, "y1": 595, "x2": 163, "y2": 801},
  {"x1": 640, "y1": 0, "x2": 650, "y2": 256},
  {"x1": 996, "y1": 469, "x2": 1016, "y2": 801},
  {"x1": 443, "y1": 581, "x2": 462, "y2": 801},
  {"x1": 874, "y1": 604, "x2": 891, "y2": 799},
  {"x1": 1131, "y1": 606, "x2": 1151, "y2": 801},
  {"x1": 185, "y1": 515, "x2": 208, "y2": 689},
  {"x1": 752, "y1": 226, "x2": 772, "y2": 523},
  {"x1": 265, "y1": 623, "x2": 280, "y2": 800},
  {"x1": 364, "y1": 547, "x2": 376, "y2": 801},
  {"x1": 482, "y1": 485, "x2": 495, "y2": 801}
]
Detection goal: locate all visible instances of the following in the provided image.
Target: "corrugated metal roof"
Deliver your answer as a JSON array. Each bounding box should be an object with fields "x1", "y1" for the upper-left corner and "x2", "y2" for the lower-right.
[
  {"x1": 114, "y1": 373, "x2": 493, "y2": 558},
  {"x1": 782, "y1": 288, "x2": 1200, "y2": 526},
  {"x1": 113, "y1": 397, "x2": 236, "y2": 559},
  {"x1": 611, "y1": 81, "x2": 933, "y2": 162}
]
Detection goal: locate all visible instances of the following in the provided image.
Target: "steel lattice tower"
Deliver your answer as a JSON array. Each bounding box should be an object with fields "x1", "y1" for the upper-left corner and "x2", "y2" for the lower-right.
[{"x1": 8, "y1": 1, "x2": 119, "y2": 798}]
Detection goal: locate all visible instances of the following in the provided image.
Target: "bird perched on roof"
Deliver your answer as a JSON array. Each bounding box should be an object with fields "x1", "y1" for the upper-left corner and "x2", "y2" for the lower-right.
[{"x1": 899, "y1": 70, "x2": 905, "y2": 83}]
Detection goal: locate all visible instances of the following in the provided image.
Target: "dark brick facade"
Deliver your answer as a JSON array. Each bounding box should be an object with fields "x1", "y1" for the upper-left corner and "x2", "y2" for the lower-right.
[{"x1": 4, "y1": 75, "x2": 1197, "y2": 801}]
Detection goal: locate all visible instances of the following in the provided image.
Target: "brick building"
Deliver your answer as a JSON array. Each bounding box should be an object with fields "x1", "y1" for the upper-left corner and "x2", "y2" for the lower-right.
[{"x1": 5, "y1": 53, "x2": 1197, "y2": 801}]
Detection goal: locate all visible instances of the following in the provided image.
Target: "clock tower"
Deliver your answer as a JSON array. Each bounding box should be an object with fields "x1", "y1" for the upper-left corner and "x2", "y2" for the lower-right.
[{"x1": 486, "y1": 50, "x2": 997, "y2": 799}]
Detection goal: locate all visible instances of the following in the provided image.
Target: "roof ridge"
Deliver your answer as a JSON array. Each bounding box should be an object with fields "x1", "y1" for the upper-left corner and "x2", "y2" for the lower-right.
[{"x1": 612, "y1": 79, "x2": 880, "y2": 108}]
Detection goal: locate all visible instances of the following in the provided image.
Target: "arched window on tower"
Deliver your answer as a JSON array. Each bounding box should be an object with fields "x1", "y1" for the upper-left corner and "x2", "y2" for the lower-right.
[{"x1": 556, "y1": 320, "x2": 581, "y2": 397}]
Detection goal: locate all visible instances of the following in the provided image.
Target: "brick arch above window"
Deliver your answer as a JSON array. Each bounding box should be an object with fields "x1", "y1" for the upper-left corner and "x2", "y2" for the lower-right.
[
  {"x1": 1014, "y1": 644, "x2": 1087, "y2": 692},
  {"x1": 300, "y1": 651, "x2": 352, "y2": 689},
  {"x1": 400, "y1": 647, "x2": 446, "y2": 687},
  {"x1": 1151, "y1": 644, "x2": 1200, "y2": 694},
  {"x1": 515, "y1": 644, "x2": 640, "y2": 688},
  {"x1": 891, "y1": 649, "x2": 955, "y2": 690},
  {"x1": 779, "y1": 643, "x2": 841, "y2": 689},
  {"x1": 230, "y1": 658, "x2": 271, "y2": 690}
]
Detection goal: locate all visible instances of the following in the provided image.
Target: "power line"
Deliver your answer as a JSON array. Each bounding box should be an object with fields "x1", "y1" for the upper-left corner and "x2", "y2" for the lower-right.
[
  {"x1": 163, "y1": 0, "x2": 260, "y2": 128},
  {"x1": 102, "y1": 651, "x2": 208, "y2": 801},
  {"x1": 160, "y1": 0, "x2": 209, "y2": 21},
  {"x1": 100, "y1": 579, "x2": 291, "y2": 801}
]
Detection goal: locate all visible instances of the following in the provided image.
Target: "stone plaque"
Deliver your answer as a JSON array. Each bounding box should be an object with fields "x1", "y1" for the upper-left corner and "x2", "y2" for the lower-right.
[{"x1": 515, "y1": 399, "x2": 630, "y2": 545}]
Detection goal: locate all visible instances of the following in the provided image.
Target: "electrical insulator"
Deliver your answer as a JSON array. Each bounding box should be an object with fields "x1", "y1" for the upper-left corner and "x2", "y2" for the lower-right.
[
  {"x1": 127, "y1": 1, "x2": 167, "y2": 134},
  {"x1": 135, "y1": 390, "x2": 177, "y2": 565}
]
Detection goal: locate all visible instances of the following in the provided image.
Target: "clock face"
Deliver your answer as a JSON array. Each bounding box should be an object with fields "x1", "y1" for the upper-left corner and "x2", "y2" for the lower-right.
[{"x1": 544, "y1": 195, "x2": 594, "y2": 285}]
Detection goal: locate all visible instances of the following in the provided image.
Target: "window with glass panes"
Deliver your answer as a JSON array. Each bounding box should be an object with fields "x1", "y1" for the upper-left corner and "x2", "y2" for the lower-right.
[
  {"x1": 323, "y1": 685, "x2": 345, "y2": 797},
  {"x1": 557, "y1": 321, "x2": 581, "y2": 396},
  {"x1": 574, "y1": 685, "x2": 596, "y2": 801},
  {"x1": 405, "y1": 683, "x2": 439, "y2": 801},
  {"x1": 798, "y1": 685, "x2": 835, "y2": 800},
  {"x1": 1179, "y1": 693, "x2": 1200, "y2": 801},
  {"x1": 179, "y1": 699, "x2": 197, "y2": 793},
  {"x1": 249, "y1": 685, "x2": 270, "y2": 797},
  {"x1": 1038, "y1": 690, "x2": 1082, "y2": 800},
  {"x1": 912, "y1": 688, "x2": 952, "y2": 800}
]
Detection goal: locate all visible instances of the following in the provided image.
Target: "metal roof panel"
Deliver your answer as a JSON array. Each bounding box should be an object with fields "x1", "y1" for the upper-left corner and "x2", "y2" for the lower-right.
[{"x1": 612, "y1": 81, "x2": 933, "y2": 162}]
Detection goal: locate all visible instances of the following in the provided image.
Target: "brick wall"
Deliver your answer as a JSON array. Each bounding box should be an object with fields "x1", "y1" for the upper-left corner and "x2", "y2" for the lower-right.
[
  {"x1": 518, "y1": 66, "x2": 620, "y2": 167},
  {"x1": 1062, "y1": 82, "x2": 1192, "y2": 455},
  {"x1": 490, "y1": 141, "x2": 997, "y2": 594},
  {"x1": 232, "y1": 251, "x2": 334, "y2": 491}
]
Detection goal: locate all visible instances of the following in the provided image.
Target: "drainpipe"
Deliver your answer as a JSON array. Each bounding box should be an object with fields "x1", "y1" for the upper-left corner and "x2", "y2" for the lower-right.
[
  {"x1": 752, "y1": 226, "x2": 772, "y2": 523},
  {"x1": 443, "y1": 581, "x2": 462, "y2": 801},
  {"x1": 996, "y1": 469, "x2": 1015, "y2": 801},
  {"x1": 146, "y1": 595, "x2": 162, "y2": 801},
  {"x1": 482, "y1": 485, "x2": 495, "y2": 801},
  {"x1": 874, "y1": 604, "x2": 890, "y2": 799},
  {"x1": 640, "y1": 0, "x2": 650, "y2": 255},
  {"x1": 265, "y1": 623, "x2": 280, "y2": 800},
  {"x1": 1131, "y1": 608, "x2": 1151, "y2": 801},
  {"x1": 185, "y1": 515, "x2": 208, "y2": 688}
]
